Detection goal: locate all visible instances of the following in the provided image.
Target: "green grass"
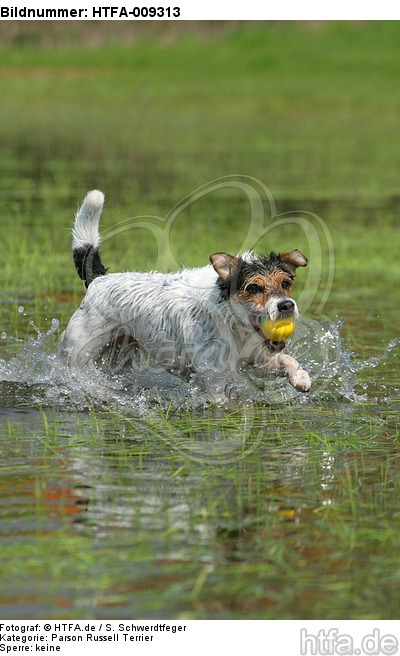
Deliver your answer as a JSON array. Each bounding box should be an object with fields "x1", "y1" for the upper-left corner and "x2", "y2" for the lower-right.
[
  {"x1": 0, "y1": 21, "x2": 400, "y2": 619},
  {"x1": 1, "y1": 405, "x2": 400, "y2": 619},
  {"x1": 1, "y1": 21, "x2": 400, "y2": 334}
]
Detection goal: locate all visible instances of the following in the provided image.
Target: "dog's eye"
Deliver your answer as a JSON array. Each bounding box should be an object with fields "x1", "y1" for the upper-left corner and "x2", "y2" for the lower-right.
[
  {"x1": 245, "y1": 283, "x2": 263, "y2": 295},
  {"x1": 281, "y1": 279, "x2": 292, "y2": 290}
]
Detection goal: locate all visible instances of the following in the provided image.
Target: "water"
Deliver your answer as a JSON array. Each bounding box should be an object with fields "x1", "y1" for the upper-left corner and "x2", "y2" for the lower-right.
[
  {"x1": 2, "y1": 21, "x2": 400, "y2": 620},
  {"x1": 1, "y1": 270, "x2": 400, "y2": 620},
  {"x1": 1, "y1": 315, "x2": 396, "y2": 413},
  {"x1": 1, "y1": 308, "x2": 399, "y2": 609},
  {"x1": 1, "y1": 301, "x2": 400, "y2": 619}
]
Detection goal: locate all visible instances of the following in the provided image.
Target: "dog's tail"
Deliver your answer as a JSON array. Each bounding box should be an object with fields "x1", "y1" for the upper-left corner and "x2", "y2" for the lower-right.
[{"x1": 72, "y1": 190, "x2": 108, "y2": 288}]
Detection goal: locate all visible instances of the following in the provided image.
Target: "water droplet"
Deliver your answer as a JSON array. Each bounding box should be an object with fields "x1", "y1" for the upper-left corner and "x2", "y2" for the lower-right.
[{"x1": 29, "y1": 320, "x2": 41, "y2": 334}]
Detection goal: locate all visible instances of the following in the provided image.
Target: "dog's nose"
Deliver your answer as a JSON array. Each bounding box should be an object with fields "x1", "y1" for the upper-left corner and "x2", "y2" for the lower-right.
[{"x1": 277, "y1": 299, "x2": 295, "y2": 313}]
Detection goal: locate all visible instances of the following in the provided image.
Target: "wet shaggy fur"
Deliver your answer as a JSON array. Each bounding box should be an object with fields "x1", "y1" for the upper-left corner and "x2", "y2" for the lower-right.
[{"x1": 58, "y1": 190, "x2": 311, "y2": 392}]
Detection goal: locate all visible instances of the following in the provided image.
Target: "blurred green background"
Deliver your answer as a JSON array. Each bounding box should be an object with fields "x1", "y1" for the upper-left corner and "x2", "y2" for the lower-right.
[{"x1": 0, "y1": 20, "x2": 399, "y2": 338}]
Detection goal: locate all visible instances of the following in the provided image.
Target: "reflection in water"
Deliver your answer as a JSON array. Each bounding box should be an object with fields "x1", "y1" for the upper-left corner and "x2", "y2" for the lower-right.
[
  {"x1": 1, "y1": 395, "x2": 399, "y2": 618},
  {"x1": 0, "y1": 313, "x2": 399, "y2": 619}
]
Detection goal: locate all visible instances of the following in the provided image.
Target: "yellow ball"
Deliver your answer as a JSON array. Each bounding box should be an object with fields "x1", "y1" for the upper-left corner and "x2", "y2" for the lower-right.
[{"x1": 260, "y1": 316, "x2": 295, "y2": 341}]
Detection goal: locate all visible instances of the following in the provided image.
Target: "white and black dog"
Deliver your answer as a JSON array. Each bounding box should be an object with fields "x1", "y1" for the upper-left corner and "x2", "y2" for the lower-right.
[{"x1": 58, "y1": 190, "x2": 311, "y2": 392}]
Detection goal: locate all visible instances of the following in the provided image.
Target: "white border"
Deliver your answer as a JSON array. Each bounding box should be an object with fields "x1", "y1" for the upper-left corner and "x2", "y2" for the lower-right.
[{"x1": 0, "y1": 1, "x2": 399, "y2": 20}]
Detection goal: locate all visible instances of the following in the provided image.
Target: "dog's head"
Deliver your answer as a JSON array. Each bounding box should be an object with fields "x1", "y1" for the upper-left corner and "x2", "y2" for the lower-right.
[{"x1": 210, "y1": 249, "x2": 308, "y2": 348}]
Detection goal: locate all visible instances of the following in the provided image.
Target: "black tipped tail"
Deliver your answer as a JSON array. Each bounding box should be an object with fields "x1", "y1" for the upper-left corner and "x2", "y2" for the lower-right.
[
  {"x1": 73, "y1": 245, "x2": 107, "y2": 289},
  {"x1": 72, "y1": 190, "x2": 107, "y2": 288}
]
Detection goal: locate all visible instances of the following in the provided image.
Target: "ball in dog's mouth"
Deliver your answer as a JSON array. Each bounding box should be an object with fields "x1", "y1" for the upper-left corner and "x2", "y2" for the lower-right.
[
  {"x1": 249, "y1": 314, "x2": 295, "y2": 349},
  {"x1": 250, "y1": 314, "x2": 294, "y2": 339},
  {"x1": 260, "y1": 316, "x2": 295, "y2": 341}
]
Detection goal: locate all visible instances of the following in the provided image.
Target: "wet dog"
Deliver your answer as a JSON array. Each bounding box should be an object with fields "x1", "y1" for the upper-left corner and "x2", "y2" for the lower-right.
[{"x1": 58, "y1": 190, "x2": 311, "y2": 392}]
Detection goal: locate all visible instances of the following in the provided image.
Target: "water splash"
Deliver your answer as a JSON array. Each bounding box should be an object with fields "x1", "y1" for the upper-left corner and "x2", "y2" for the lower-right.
[
  {"x1": 288, "y1": 318, "x2": 397, "y2": 403},
  {"x1": 0, "y1": 319, "x2": 59, "y2": 384},
  {"x1": 0, "y1": 316, "x2": 397, "y2": 413}
]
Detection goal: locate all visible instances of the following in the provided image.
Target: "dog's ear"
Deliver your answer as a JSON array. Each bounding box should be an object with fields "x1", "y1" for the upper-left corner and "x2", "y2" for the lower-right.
[
  {"x1": 280, "y1": 250, "x2": 308, "y2": 271},
  {"x1": 210, "y1": 252, "x2": 239, "y2": 281}
]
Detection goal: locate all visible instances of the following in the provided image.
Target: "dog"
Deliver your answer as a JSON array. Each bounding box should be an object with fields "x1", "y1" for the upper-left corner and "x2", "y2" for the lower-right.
[{"x1": 58, "y1": 190, "x2": 311, "y2": 392}]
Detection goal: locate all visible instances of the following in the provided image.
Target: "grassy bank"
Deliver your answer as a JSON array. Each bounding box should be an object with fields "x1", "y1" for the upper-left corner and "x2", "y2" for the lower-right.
[{"x1": 0, "y1": 22, "x2": 399, "y2": 314}]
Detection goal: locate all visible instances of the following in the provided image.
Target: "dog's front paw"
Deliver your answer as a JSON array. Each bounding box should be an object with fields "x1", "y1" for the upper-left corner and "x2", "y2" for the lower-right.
[{"x1": 289, "y1": 368, "x2": 311, "y2": 393}]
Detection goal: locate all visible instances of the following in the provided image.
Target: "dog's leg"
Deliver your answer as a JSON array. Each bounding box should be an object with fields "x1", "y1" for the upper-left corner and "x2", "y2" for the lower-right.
[{"x1": 264, "y1": 352, "x2": 311, "y2": 392}]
